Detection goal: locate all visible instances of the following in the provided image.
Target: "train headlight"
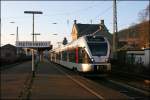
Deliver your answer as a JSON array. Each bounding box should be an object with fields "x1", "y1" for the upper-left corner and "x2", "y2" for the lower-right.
[
  {"x1": 105, "y1": 58, "x2": 108, "y2": 62},
  {"x1": 91, "y1": 58, "x2": 95, "y2": 62}
]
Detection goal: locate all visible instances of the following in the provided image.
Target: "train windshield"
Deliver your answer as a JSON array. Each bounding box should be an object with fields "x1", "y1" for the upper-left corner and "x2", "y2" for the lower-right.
[
  {"x1": 86, "y1": 36, "x2": 105, "y2": 42},
  {"x1": 88, "y1": 43, "x2": 107, "y2": 56}
]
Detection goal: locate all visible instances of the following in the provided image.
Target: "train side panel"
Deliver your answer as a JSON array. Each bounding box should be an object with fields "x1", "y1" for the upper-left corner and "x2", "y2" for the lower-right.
[{"x1": 49, "y1": 35, "x2": 111, "y2": 73}]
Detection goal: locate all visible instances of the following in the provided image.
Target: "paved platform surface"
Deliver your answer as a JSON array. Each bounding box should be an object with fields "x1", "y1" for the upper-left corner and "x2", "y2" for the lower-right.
[
  {"x1": 31, "y1": 61, "x2": 98, "y2": 100},
  {"x1": 1, "y1": 60, "x2": 129, "y2": 100},
  {"x1": 1, "y1": 61, "x2": 32, "y2": 99},
  {"x1": 30, "y1": 60, "x2": 128, "y2": 100}
]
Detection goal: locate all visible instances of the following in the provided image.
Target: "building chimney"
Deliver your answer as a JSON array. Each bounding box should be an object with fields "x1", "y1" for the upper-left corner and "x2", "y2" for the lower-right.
[
  {"x1": 100, "y1": 20, "x2": 104, "y2": 25},
  {"x1": 99, "y1": 20, "x2": 104, "y2": 31},
  {"x1": 74, "y1": 20, "x2": 77, "y2": 24}
]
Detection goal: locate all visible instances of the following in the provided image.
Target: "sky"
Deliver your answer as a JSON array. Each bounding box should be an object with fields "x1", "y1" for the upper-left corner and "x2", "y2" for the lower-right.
[{"x1": 1, "y1": 0, "x2": 149, "y2": 47}]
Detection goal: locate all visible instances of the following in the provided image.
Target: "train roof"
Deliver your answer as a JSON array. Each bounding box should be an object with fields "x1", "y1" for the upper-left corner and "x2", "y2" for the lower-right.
[{"x1": 51, "y1": 35, "x2": 108, "y2": 52}]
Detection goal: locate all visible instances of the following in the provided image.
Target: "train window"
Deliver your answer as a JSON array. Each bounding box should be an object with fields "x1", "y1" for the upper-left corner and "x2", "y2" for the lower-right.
[
  {"x1": 52, "y1": 52, "x2": 56, "y2": 61},
  {"x1": 59, "y1": 52, "x2": 61, "y2": 60},
  {"x1": 69, "y1": 49, "x2": 76, "y2": 63},
  {"x1": 56, "y1": 52, "x2": 60, "y2": 60},
  {"x1": 62, "y1": 51, "x2": 67, "y2": 61},
  {"x1": 88, "y1": 42, "x2": 107, "y2": 56},
  {"x1": 86, "y1": 36, "x2": 105, "y2": 42}
]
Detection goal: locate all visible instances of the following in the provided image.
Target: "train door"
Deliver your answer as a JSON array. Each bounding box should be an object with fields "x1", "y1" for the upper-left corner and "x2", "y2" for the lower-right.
[
  {"x1": 78, "y1": 47, "x2": 90, "y2": 64},
  {"x1": 75, "y1": 48, "x2": 78, "y2": 63},
  {"x1": 83, "y1": 50, "x2": 88, "y2": 63}
]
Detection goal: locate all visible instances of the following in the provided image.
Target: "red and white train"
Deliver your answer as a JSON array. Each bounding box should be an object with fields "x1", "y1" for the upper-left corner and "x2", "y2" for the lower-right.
[{"x1": 49, "y1": 35, "x2": 111, "y2": 73}]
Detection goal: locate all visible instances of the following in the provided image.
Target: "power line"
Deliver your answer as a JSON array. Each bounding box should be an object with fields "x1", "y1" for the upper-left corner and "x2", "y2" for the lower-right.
[
  {"x1": 2, "y1": 1, "x2": 121, "y2": 37},
  {"x1": 94, "y1": 6, "x2": 113, "y2": 20},
  {"x1": 78, "y1": 1, "x2": 121, "y2": 36},
  {"x1": 2, "y1": 1, "x2": 117, "y2": 24},
  {"x1": 44, "y1": 2, "x2": 106, "y2": 17},
  {"x1": 74, "y1": 9, "x2": 112, "y2": 35},
  {"x1": 94, "y1": 1, "x2": 120, "y2": 20}
]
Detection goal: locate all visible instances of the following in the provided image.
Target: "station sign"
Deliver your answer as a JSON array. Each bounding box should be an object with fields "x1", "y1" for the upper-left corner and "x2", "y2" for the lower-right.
[{"x1": 16, "y1": 41, "x2": 51, "y2": 48}]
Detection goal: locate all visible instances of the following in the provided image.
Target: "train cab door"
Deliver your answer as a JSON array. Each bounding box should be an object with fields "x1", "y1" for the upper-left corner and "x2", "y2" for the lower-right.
[
  {"x1": 82, "y1": 49, "x2": 89, "y2": 64},
  {"x1": 78, "y1": 47, "x2": 90, "y2": 64}
]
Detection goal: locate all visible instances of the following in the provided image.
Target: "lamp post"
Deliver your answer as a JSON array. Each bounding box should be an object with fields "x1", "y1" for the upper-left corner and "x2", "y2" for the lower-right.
[
  {"x1": 33, "y1": 33, "x2": 40, "y2": 41},
  {"x1": 10, "y1": 34, "x2": 15, "y2": 35},
  {"x1": 9, "y1": 34, "x2": 15, "y2": 44},
  {"x1": 9, "y1": 22, "x2": 19, "y2": 43},
  {"x1": 24, "y1": 11, "x2": 43, "y2": 77},
  {"x1": 33, "y1": 33, "x2": 41, "y2": 63},
  {"x1": 9, "y1": 22, "x2": 19, "y2": 55}
]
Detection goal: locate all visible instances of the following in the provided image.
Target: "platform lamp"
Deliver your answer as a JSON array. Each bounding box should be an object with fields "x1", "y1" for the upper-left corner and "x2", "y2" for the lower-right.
[
  {"x1": 24, "y1": 11, "x2": 43, "y2": 77},
  {"x1": 9, "y1": 21, "x2": 19, "y2": 55}
]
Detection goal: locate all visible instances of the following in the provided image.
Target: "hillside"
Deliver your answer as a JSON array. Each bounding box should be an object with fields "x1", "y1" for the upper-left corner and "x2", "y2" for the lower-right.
[{"x1": 118, "y1": 20, "x2": 150, "y2": 49}]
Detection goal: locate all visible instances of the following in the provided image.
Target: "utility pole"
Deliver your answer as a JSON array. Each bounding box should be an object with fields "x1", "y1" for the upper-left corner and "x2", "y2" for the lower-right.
[
  {"x1": 16, "y1": 26, "x2": 19, "y2": 55},
  {"x1": 90, "y1": 19, "x2": 92, "y2": 24},
  {"x1": 24, "y1": 11, "x2": 43, "y2": 77},
  {"x1": 113, "y1": 0, "x2": 118, "y2": 59},
  {"x1": 0, "y1": 18, "x2": 1, "y2": 47},
  {"x1": 34, "y1": 33, "x2": 40, "y2": 41},
  {"x1": 16, "y1": 26, "x2": 19, "y2": 41}
]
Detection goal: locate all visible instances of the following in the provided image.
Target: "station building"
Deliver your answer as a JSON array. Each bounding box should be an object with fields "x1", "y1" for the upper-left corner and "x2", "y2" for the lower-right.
[{"x1": 71, "y1": 20, "x2": 112, "y2": 44}]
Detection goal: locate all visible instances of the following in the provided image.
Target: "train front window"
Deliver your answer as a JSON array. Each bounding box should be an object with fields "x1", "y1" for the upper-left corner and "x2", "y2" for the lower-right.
[
  {"x1": 88, "y1": 43, "x2": 107, "y2": 56},
  {"x1": 86, "y1": 36, "x2": 105, "y2": 42}
]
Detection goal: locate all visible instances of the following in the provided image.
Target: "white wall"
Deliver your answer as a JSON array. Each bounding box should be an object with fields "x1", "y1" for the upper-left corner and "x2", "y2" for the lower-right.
[{"x1": 126, "y1": 48, "x2": 150, "y2": 67}]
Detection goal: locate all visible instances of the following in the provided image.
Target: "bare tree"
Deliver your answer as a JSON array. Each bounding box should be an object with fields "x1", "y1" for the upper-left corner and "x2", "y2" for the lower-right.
[
  {"x1": 62, "y1": 37, "x2": 68, "y2": 45},
  {"x1": 138, "y1": 4, "x2": 150, "y2": 22},
  {"x1": 138, "y1": 4, "x2": 150, "y2": 48}
]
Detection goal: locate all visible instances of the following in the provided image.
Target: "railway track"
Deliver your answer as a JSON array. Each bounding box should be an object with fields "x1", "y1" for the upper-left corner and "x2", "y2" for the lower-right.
[
  {"x1": 52, "y1": 61, "x2": 149, "y2": 99},
  {"x1": 109, "y1": 69, "x2": 150, "y2": 92},
  {"x1": 85, "y1": 75, "x2": 149, "y2": 100},
  {"x1": 111, "y1": 69, "x2": 150, "y2": 80}
]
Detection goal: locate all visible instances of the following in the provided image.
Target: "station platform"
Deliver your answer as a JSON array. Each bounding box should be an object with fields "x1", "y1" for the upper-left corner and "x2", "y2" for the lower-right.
[
  {"x1": 1, "y1": 60, "x2": 129, "y2": 100},
  {"x1": 30, "y1": 60, "x2": 128, "y2": 100},
  {"x1": 1, "y1": 61, "x2": 32, "y2": 100}
]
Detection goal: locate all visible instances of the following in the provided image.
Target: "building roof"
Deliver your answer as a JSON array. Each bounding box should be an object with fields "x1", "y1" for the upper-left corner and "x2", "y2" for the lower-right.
[
  {"x1": 75, "y1": 23, "x2": 109, "y2": 36},
  {"x1": 1, "y1": 44, "x2": 16, "y2": 49},
  {"x1": 71, "y1": 20, "x2": 113, "y2": 44},
  {"x1": 75, "y1": 24, "x2": 99, "y2": 35}
]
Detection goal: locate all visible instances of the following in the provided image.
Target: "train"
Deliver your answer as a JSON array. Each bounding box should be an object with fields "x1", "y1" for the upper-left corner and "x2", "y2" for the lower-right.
[{"x1": 49, "y1": 35, "x2": 111, "y2": 73}]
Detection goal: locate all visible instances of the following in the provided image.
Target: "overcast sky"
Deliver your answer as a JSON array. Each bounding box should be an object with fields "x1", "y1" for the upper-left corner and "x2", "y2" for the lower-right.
[{"x1": 1, "y1": 1, "x2": 149, "y2": 46}]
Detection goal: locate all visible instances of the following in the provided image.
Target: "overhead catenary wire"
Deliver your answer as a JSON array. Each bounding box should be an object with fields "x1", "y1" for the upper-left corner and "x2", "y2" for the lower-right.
[
  {"x1": 94, "y1": 1, "x2": 120, "y2": 21},
  {"x1": 76, "y1": 1, "x2": 120, "y2": 36},
  {"x1": 44, "y1": 1, "x2": 105, "y2": 17},
  {"x1": 2, "y1": 1, "x2": 102, "y2": 20},
  {"x1": 2, "y1": 1, "x2": 114, "y2": 25},
  {"x1": 2, "y1": 1, "x2": 121, "y2": 37}
]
